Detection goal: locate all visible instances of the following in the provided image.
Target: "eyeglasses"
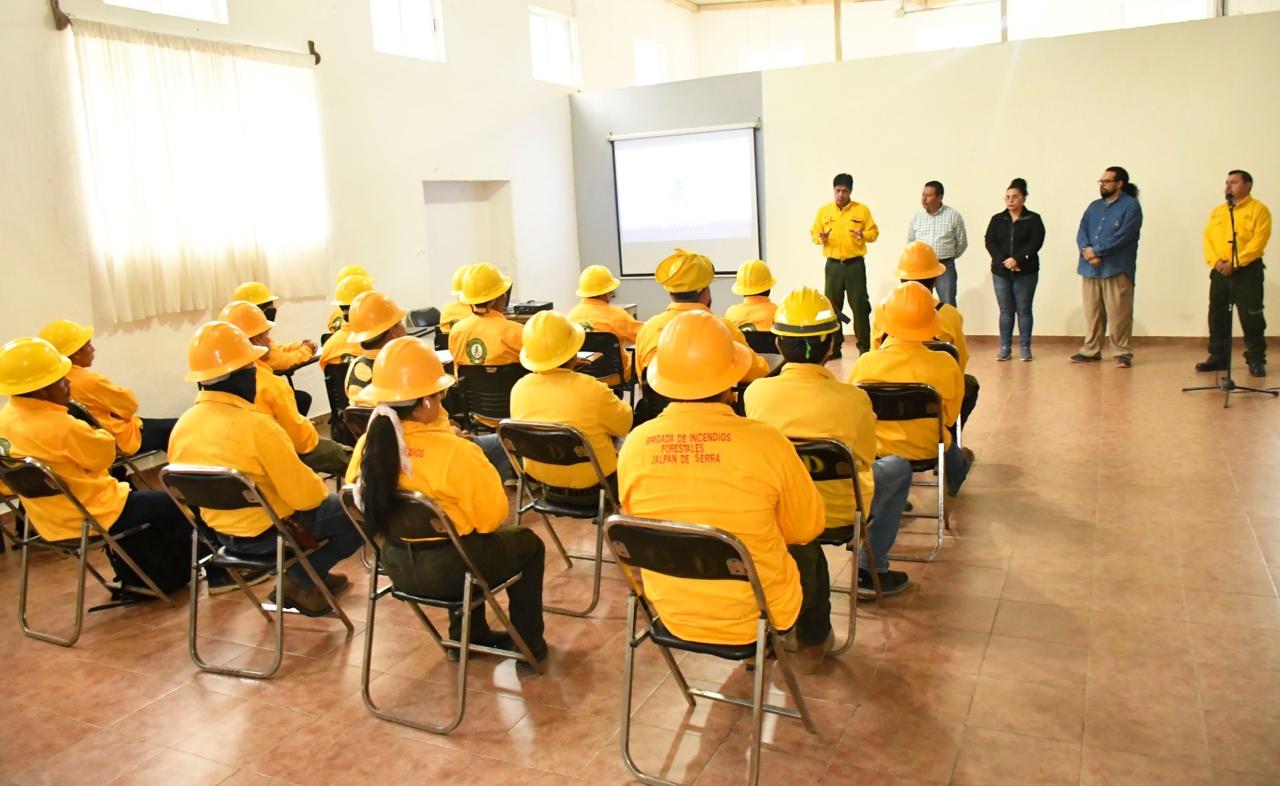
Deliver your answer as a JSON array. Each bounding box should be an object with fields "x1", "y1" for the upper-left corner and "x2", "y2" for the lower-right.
[{"x1": 1097, "y1": 179, "x2": 1118, "y2": 184}]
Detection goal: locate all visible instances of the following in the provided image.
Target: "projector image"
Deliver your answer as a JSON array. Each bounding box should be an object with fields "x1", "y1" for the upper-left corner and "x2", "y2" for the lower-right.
[{"x1": 510, "y1": 300, "x2": 553, "y2": 315}]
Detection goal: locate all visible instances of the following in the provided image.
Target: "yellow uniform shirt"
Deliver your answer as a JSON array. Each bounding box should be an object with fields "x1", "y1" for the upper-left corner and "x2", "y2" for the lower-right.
[
  {"x1": 438, "y1": 299, "x2": 472, "y2": 335},
  {"x1": 871, "y1": 300, "x2": 970, "y2": 371},
  {"x1": 449, "y1": 310, "x2": 523, "y2": 366},
  {"x1": 744, "y1": 363, "x2": 876, "y2": 522},
  {"x1": 509, "y1": 368, "x2": 633, "y2": 489},
  {"x1": 1204, "y1": 195, "x2": 1271, "y2": 268},
  {"x1": 724, "y1": 296, "x2": 778, "y2": 333},
  {"x1": 810, "y1": 200, "x2": 880, "y2": 260},
  {"x1": 634, "y1": 303, "x2": 769, "y2": 383},
  {"x1": 326, "y1": 307, "x2": 344, "y2": 334},
  {"x1": 66, "y1": 365, "x2": 143, "y2": 455},
  {"x1": 319, "y1": 326, "x2": 360, "y2": 369},
  {"x1": 264, "y1": 340, "x2": 315, "y2": 372},
  {"x1": 0, "y1": 397, "x2": 130, "y2": 540},
  {"x1": 345, "y1": 353, "x2": 376, "y2": 401},
  {"x1": 169, "y1": 390, "x2": 328, "y2": 537},
  {"x1": 617, "y1": 402, "x2": 825, "y2": 645},
  {"x1": 253, "y1": 361, "x2": 319, "y2": 455},
  {"x1": 345, "y1": 418, "x2": 507, "y2": 538},
  {"x1": 848, "y1": 337, "x2": 963, "y2": 459},
  {"x1": 567, "y1": 297, "x2": 643, "y2": 380}
]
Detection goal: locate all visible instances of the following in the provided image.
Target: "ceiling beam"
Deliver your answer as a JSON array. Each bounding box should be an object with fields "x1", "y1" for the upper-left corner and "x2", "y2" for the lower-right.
[{"x1": 663, "y1": 0, "x2": 699, "y2": 11}]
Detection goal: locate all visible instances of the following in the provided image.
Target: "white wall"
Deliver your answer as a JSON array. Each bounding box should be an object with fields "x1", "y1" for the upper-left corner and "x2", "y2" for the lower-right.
[{"x1": 760, "y1": 12, "x2": 1280, "y2": 338}]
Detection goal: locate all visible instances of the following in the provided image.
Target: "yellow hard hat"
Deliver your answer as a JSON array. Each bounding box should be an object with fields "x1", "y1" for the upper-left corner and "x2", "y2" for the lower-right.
[
  {"x1": 336, "y1": 264, "x2": 371, "y2": 282},
  {"x1": 347, "y1": 291, "x2": 407, "y2": 344},
  {"x1": 450, "y1": 264, "x2": 473, "y2": 295},
  {"x1": 37, "y1": 319, "x2": 94, "y2": 357},
  {"x1": 356, "y1": 336, "x2": 454, "y2": 404},
  {"x1": 655, "y1": 249, "x2": 715, "y2": 293},
  {"x1": 459, "y1": 263, "x2": 513, "y2": 305},
  {"x1": 0, "y1": 337, "x2": 72, "y2": 396},
  {"x1": 880, "y1": 282, "x2": 942, "y2": 342},
  {"x1": 332, "y1": 274, "x2": 374, "y2": 306},
  {"x1": 576, "y1": 265, "x2": 621, "y2": 299},
  {"x1": 772, "y1": 288, "x2": 839, "y2": 337},
  {"x1": 184, "y1": 321, "x2": 268, "y2": 383},
  {"x1": 649, "y1": 311, "x2": 752, "y2": 401},
  {"x1": 217, "y1": 300, "x2": 273, "y2": 339},
  {"x1": 731, "y1": 259, "x2": 775, "y2": 296},
  {"x1": 894, "y1": 241, "x2": 947, "y2": 281},
  {"x1": 520, "y1": 310, "x2": 585, "y2": 372},
  {"x1": 231, "y1": 281, "x2": 276, "y2": 306}
]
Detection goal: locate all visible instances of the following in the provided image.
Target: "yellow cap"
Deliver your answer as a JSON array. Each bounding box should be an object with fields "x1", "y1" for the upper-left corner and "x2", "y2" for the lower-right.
[
  {"x1": 576, "y1": 265, "x2": 621, "y2": 299},
  {"x1": 772, "y1": 288, "x2": 839, "y2": 337},
  {"x1": 895, "y1": 241, "x2": 947, "y2": 281},
  {"x1": 880, "y1": 282, "x2": 942, "y2": 342},
  {"x1": 217, "y1": 300, "x2": 273, "y2": 339},
  {"x1": 649, "y1": 311, "x2": 752, "y2": 401},
  {"x1": 37, "y1": 319, "x2": 94, "y2": 357},
  {"x1": 336, "y1": 264, "x2": 371, "y2": 282},
  {"x1": 0, "y1": 337, "x2": 72, "y2": 396},
  {"x1": 731, "y1": 259, "x2": 775, "y2": 296},
  {"x1": 356, "y1": 336, "x2": 454, "y2": 404},
  {"x1": 655, "y1": 249, "x2": 715, "y2": 293},
  {"x1": 332, "y1": 274, "x2": 374, "y2": 306},
  {"x1": 460, "y1": 263, "x2": 513, "y2": 305},
  {"x1": 520, "y1": 310, "x2": 586, "y2": 372},
  {"x1": 184, "y1": 321, "x2": 268, "y2": 383},
  {"x1": 231, "y1": 281, "x2": 276, "y2": 306},
  {"x1": 347, "y1": 291, "x2": 407, "y2": 344}
]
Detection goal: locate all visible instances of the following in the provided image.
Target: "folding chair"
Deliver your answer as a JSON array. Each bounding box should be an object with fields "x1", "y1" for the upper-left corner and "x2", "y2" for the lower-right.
[
  {"x1": 159, "y1": 465, "x2": 354, "y2": 679},
  {"x1": 925, "y1": 340, "x2": 962, "y2": 449},
  {"x1": 342, "y1": 405, "x2": 373, "y2": 441},
  {"x1": 433, "y1": 330, "x2": 450, "y2": 352},
  {"x1": 605, "y1": 514, "x2": 815, "y2": 786},
  {"x1": 456, "y1": 364, "x2": 529, "y2": 433},
  {"x1": 742, "y1": 329, "x2": 778, "y2": 356},
  {"x1": 323, "y1": 361, "x2": 356, "y2": 447},
  {"x1": 497, "y1": 420, "x2": 617, "y2": 618},
  {"x1": 1, "y1": 456, "x2": 174, "y2": 647},
  {"x1": 633, "y1": 368, "x2": 672, "y2": 428},
  {"x1": 337, "y1": 485, "x2": 543, "y2": 733},
  {"x1": 790, "y1": 438, "x2": 879, "y2": 655},
  {"x1": 405, "y1": 306, "x2": 440, "y2": 338},
  {"x1": 580, "y1": 331, "x2": 635, "y2": 403},
  {"x1": 65, "y1": 400, "x2": 161, "y2": 490},
  {"x1": 856, "y1": 382, "x2": 949, "y2": 562}
]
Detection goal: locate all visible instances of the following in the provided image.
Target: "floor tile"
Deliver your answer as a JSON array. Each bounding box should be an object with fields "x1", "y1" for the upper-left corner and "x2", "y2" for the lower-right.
[
  {"x1": 951, "y1": 727, "x2": 1081, "y2": 786},
  {"x1": 966, "y1": 676, "x2": 1085, "y2": 743}
]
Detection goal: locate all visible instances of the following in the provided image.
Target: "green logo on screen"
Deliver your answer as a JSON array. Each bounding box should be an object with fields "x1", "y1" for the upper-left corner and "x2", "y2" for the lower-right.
[{"x1": 466, "y1": 339, "x2": 487, "y2": 364}]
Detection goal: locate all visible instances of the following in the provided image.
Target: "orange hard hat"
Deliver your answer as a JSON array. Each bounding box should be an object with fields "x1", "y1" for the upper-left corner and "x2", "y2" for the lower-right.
[
  {"x1": 184, "y1": 321, "x2": 268, "y2": 383},
  {"x1": 879, "y1": 282, "x2": 942, "y2": 342},
  {"x1": 895, "y1": 241, "x2": 947, "y2": 281},
  {"x1": 648, "y1": 310, "x2": 752, "y2": 401},
  {"x1": 217, "y1": 300, "x2": 273, "y2": 339},
  {"x1": 356, "y1": 336, "x2": 455, "y2": 403},
  {"x1": 346, "y1": 291, "x2": 407, "y2": 344}
]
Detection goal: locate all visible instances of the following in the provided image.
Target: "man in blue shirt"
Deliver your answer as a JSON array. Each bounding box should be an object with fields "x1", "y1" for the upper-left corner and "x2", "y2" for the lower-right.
[{"x1": 1072, "y1": 166, "x2": 1143, "y2": 368}]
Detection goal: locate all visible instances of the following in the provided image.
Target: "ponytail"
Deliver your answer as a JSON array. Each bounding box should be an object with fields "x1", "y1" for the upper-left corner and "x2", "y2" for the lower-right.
[
  {"x1": 1107, "y1": 166, "x2": 1139, "y2": 199},
  {"x1": 358, "y1": 401, "x2": 418, "y2": 536}
]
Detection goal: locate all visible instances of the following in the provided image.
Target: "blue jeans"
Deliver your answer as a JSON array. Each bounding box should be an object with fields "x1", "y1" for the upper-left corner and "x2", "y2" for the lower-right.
[
  {"x1": 944, "y1": 442, "x2": 971, "y2": 496},
  {"x1": 475, "y1": 433, "x2": 515, "y2": 481},
  {"x1": 860, "y1": 456, "x2": 912, "y2": 572},
  {"x1": 992, "y1": 273, "x2": 1038, "y2": 350},
  {"x1": 215, "y1": 495, "x2": 361, "y2": 587},
  {"x1": 935, "y1": 259, "x2": 958, "y2": 307}
]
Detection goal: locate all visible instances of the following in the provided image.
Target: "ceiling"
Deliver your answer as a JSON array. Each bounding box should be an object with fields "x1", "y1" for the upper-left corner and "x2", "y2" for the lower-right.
[{"x1": 667, "y1": 0, "x2": 883, "y2": 11}]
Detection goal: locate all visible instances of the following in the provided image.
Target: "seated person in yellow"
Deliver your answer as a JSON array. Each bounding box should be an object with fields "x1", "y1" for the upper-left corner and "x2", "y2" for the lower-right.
[
  {"x1": 346, "y1": 337, "x2": 547, "y2": 667},
  {"x1": 170, "y1": 321, "x2": 362, "y2": 615},
  {"x1": 448, "y1": 263, "x2": 522, "y2": 366},
  {"x1": 510, "y1": 311, "x2": 632, "y2": 490},
  {"x1": 219, "y1": 302, "x2": 353, "y2": 477},
  {"x1": 617, "y1": 311, "x2": 831, "y2": 671},
  {"x1": 319, "y1": 274, "x2": 374, "y2": 369},
  {"x1": 343, "y1": 291, "x2": 406, "y2": 401},
  {"x1": 870, "y1": 242, "x2": 980, "y2": 425},
  {"x1": 438, "y1": 265, "x2": 475, "y2": 336},
  {"x1": 633, "y1": 249, "x2": 770, "y2": 383},
  {"x1": 0, "y1": 337, "x2": 197, "y2": 590},
  {"x1": 232, "y1": 282, "x2": 318, "y2": 372},
  {"x1": 744, "y1": 289, "x2": 913, "y2": 598},
  {"x1": 38, "y1": 319, "x2": 176, "y2": 458},
  {"x1": 567, "y1": 265, "x2": 642, "y2": 382},
  {"x1": 724, "y1": 259, "x2": 778, "y2": 332},
  {"x1": 326, "y1": 264, "x2": 372, "y2": 334},
  {"x1": 851, "y1": 282, "x2": 973, "y2": 496}
]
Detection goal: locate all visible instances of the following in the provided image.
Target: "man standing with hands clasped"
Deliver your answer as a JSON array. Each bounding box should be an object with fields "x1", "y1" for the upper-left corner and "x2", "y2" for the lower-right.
[
  {"x1": 812, "y1": 173, "x2": 879, "y2": 358},
  {"x1": 1072, "y1": 166, "x2": 1143, "y2": 368},
  {"x1": 1197, "y1": 170, "x2": 1271, "y2": 378}
]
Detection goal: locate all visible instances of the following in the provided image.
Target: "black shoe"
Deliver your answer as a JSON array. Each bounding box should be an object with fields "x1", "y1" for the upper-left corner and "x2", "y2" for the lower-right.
[
  {"x1": 1069, "y1": 353, "x2": 1102, "y2": 363},
  {"x1": 515, "y1": 640, "x2": 549, "y2": 676},
  {"x1": 1249, "y1": 362, "x2": 1266, "y2": 378},
  {"x1": 446, "y1": 628, "x2": 515, "y2": 662},
  {"x1": 1195, "y1": 356, "x2": 1228, "y2": 373},
  {"x1": 857, "y1": 568, "x2": 910, "y2": 600},
  {"x1": 1115, "y1": 354, "x2": 1132, "y2": 369}
]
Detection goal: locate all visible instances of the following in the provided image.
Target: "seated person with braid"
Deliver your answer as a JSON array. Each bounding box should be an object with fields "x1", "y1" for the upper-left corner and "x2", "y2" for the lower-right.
[
  {"x1": 343, "y1": 291, "x2": 407, "y2": 401},
  {"x1": 448, "y1": 263, "x2": 523, "y2": 367}
]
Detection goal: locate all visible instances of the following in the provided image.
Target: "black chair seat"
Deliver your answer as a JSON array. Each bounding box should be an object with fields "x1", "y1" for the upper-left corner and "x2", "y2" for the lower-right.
[
  {"x1": 649, "y1": 617, "x2": 763, "y2": 661},
  {"x1": 815, "y1": 525, "x2": 856, "y2": 547},
  {"x1": 390, "y1": 588, "x2": 465, "y2": 610},
  {"x1": 909, "y1": 458, "x2": 939, "y2": 473},
  {"x1": 210, "y1": 546, "x2": 292, "y2": 571}
]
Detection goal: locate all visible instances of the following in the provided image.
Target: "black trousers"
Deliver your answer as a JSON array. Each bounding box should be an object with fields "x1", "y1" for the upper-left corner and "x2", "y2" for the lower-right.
[
  {"x1": 825, "y1": 257, "x2": 870, "y2": 353},
  {"x1": 961, "y1": 374, "x2": 980, "y2": 427},
  {"x1": 1208, "y1": 260, "x2": 1267, "y2": 364},
  {"x1": 787, "y1": 541, "x2": 832, "y2": 646}
]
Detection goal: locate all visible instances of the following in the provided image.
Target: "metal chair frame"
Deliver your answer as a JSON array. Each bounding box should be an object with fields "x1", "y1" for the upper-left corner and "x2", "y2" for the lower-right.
[
  {"x1": 924, "y1": 340, "x2": 963, "y2": 449},
  {"x1": 855, "y1": 382, "x2": 950, "y2": 562},
  {"x1": 159, "y1": 465, "x2": 354, "y2": 679},
  {"x1": 323, "y1": 361, "x2": 355, "y2": 447},
  {"x1": 338, "y1": 485, "x2": 544, "y2": 733},
  {"x1": 66, "y1": 399, "x2": 162, "y2": 490},
  {"x1": 497, "y1": 419, "x2": 617, "y2": 618},
  {"x1": 605, "y1": 514, "x2": 815, "y2": 786},
  {"x1": 1, "y1": 456, "x2": 174, "y2": 647}
]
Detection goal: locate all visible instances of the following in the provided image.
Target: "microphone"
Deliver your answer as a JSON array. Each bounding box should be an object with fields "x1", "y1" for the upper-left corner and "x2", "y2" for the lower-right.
[{"x1": 1226, "y1": 192, "x2": 1235, "y2": 207}]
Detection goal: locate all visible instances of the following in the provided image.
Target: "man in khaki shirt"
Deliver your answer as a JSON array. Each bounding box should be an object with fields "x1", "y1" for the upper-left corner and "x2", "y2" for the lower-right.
[{"x1": 811, "y1": 173, "x2": 879, "y2": 356}]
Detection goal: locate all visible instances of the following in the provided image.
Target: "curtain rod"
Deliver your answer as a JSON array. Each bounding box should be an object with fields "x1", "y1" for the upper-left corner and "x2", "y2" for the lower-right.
[{"x1": 49, "y1": 0, "x2": 322, "y2": 65}]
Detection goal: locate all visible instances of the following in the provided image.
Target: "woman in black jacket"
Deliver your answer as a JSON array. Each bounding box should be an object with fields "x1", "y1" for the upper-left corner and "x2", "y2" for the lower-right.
[{"x1": 984, "y1": 178, "x2": 1046, "y2": 361}]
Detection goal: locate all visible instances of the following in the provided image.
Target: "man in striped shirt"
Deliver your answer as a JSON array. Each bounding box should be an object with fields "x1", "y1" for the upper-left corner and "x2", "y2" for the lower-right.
[{"x1": 907, "y1": 181, "x2": 968, "y2": 306}]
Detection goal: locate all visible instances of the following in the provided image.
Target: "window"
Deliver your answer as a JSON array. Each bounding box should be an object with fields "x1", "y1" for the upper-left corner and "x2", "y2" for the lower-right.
[
  {"x1": 104, "y1": 0, "x2": 227, "y2": 23},
  {"x1": 1122, "y1": 0, "x2": 1209, "y2": 28},
  {"x1": 634, "y1": 39, "x2": 667, "y2": 86},
  {"x1": 371, "y1": 0, "x2": 446, "y2": 61},
  {"x1": 529, "y1": 6, "x2": 580, "y2": 86}
]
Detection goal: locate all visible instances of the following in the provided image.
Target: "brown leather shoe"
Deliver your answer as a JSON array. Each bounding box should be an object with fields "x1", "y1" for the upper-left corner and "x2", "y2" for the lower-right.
[
  {"x1": 268, "y1": 575, "x2": 333, "y2": 617},
  {"x1": 321, "y1": 573, "x2": 350, "y2": 595}
]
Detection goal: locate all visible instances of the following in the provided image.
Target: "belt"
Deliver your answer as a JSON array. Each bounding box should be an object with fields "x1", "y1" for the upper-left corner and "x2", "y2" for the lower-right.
[{"x1": 829, "y1": 256, "x2": 865, "y2": 264}]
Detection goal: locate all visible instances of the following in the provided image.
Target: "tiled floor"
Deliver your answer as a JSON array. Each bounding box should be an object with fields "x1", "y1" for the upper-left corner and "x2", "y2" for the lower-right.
[{"x1": 2, "y1": 336, "x2": 1279, "y2": 785}]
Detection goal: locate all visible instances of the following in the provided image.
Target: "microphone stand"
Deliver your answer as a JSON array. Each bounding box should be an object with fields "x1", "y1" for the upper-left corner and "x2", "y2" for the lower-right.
[{"x1": 1182, "y1": 195, "x2": 1278, "y2": 407}]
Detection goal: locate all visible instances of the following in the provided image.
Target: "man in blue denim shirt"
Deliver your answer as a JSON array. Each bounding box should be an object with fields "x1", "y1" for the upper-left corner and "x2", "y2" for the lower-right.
[{"x1": 1072, "y1": 166, "x2": 1144, "y2": 368}]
